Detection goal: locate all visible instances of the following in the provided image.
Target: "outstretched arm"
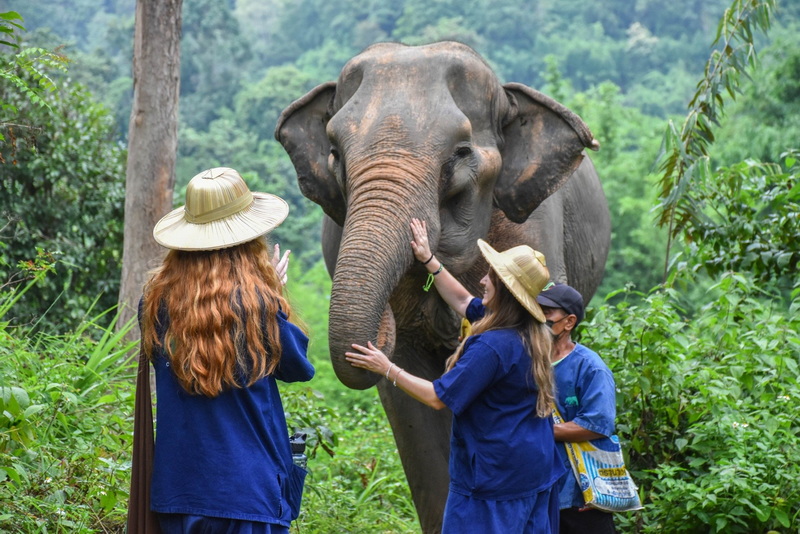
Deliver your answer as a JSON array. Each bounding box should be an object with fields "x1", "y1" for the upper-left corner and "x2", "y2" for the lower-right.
[
  {"x1": 410, "y1": 218, "x2": 474, "y2": 317},
  {"x1": 346, "y1": 341, "x2": 446, "y2": 410}
]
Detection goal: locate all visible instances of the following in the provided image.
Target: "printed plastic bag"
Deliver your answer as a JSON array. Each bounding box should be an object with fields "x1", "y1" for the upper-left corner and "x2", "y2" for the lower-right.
[{"x1": 553, "y1": 408, "x2": 643, "y2": 512}]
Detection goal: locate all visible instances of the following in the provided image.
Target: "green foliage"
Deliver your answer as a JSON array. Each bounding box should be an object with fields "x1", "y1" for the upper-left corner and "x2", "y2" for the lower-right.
[
  {"x1": 0, "y1": 46, "x2": 69, "y2": 114},
  {"x1": 4, "y1": 1, "x2": 800, "y2": 532},
  {"x1": 290, "y1": 394, "x2": 420, "y2": 533},
  {"x1": 0, "y1": 0, "x2": 134, "y2": 54},
  {"x1": 234, "y1": 65, "x2": 315, "y2": 142},
  {"x1": 180, "y1": 0, "x2": 251, "y2": 129},
  {"x1": 583, "y1": 273, "x2": 800, "y2": 533},
  {"x1": 0, "y1": 255, "x2": 418, "y2": 532},
  {"x1": 8, "y1": 0, "x2": 754, "y2": 296},
  {"x1": 0, "y1": 60, "x2": 127, "y2": 332},
  {"x1": 680, "y1": 153, "x2": 800, "y2": 285},
  {"x1": 0, "y1": 247, "x2": 56, "y2": 321},
  {"x1": 0, "y1": 10, "x2": 24, "y2": 48},
  {"x1": 656, "y1": 0, "x2": 777, "y2": 242},
  {"x1": 0, "y1": 11, "x2": 70, "y2": 143},
  {"x1": 292, "y1": 38, "x2": 359, "y2": 83},
  {"x1": 565, "y1": 80, "x2": 669, "y2": 297},
  {"x1": 713, "y1": 26, "x2": 800, "y2": 167},
  {"x1": 282, "y1": 257, "x2": 338, "y2": 459},
  {"x1": 0, "y1": 283, "x2": 139, "y2": 532}
]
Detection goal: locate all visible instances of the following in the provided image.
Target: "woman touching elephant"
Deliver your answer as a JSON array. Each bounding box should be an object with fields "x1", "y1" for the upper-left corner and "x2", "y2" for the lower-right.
[
  {"x1": 276, "y1": 41, "x2": 611, "y2": 531},
  {"x1": 346, "y1": 219, "x2": 565, "y2": 534}
]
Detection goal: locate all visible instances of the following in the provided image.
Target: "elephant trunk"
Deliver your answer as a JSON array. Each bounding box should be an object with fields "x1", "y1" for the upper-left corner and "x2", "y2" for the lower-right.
[{"x1": 328, "y1": 162, "x2": 438, "y2": 390}]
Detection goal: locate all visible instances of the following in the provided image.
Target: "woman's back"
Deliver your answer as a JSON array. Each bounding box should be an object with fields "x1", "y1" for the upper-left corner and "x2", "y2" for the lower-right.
[
  {"x1": 434, "y1": 327, "x2": 564, "y2": 500},
  {"x1": 132, "y1": 167, "x2": 314, "y2": 532},
  {"x1": 149, "y1": 306, "x2": 313, "y2": 522}
]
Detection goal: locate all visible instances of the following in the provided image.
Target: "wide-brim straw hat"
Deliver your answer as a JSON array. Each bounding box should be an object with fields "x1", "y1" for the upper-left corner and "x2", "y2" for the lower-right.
[
  {"x1": 477, "y1": 239, "x2": 549, "y2": 323},
  {"x1": 153, "y1": 167, "x2": 289, "y2": 251}
]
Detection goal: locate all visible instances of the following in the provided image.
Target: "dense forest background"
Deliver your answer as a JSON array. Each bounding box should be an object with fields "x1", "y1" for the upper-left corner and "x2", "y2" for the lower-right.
[
  {"x1": 1, "y1": 0, "x2": 799, "y2": 532},
  {"x1": 3, "y1": 0, "x2": 799, "y2": 329}
]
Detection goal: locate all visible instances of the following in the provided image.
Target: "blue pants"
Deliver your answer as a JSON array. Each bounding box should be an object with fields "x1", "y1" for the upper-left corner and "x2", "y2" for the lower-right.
[
  {"x1": 442, "y1": 485, "x2": 560, "y2": 533},
  {"x1": 157, "y1": 514, "x2": 289, "y2": 534}
]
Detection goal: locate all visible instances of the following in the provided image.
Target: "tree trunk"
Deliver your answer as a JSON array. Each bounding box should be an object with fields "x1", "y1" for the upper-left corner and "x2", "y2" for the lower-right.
[{"x1": 117, "y1": 0, "x2": 183, "y2": 336}]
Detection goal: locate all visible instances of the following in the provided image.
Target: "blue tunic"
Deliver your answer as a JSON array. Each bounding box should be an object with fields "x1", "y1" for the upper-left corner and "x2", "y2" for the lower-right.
[
  {"x1": 145, "y1": 306, "x2": 315, "y2": 527},
  {"x1": 552, "y1": 343, "x2": 616, "y2": 509},
  {"x1": 433, "y1": 298, "x2": 565, "y2": 504}
]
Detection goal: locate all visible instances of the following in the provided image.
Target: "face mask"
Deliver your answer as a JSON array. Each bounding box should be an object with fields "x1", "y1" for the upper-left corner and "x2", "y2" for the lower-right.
[
  {"x1": 545, "y1": 315, "x2": 567, "y2": 330},
  {"x1": 546, "y1": 314, "x2": 570, "y2": 342}
]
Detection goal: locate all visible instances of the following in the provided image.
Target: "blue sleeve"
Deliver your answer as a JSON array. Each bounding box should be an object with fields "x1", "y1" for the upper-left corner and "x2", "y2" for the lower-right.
[
  {"x1": 433, "y1": 338, "x2": 498, "y2": 415},
  {"x1": 465, "y1": 298, "x2": 486, "y2": 323},
  {"x1": 572, "y1": 365, "x2": 616, "y2": 437},
  {"x1": 273, "y1": 311, "x2": 315, "y2": 383}
]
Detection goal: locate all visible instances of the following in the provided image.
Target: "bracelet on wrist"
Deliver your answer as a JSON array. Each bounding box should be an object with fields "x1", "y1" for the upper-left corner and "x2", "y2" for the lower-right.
[
  {"x1": 422, "y1": 253, "x2": 434, "y2": 265},
  {"x1": 423, "y1": 264, "x2": 444, "y2": 292},
  {"x1": 422, "y1": 262, "x2": 444, "y2": 293},
  {"x1": 385, "y1": 363, "x2": 395, "y2": 380},
  {"x1": 392, "y1": 367, "x2": 403, "y2": 387}
]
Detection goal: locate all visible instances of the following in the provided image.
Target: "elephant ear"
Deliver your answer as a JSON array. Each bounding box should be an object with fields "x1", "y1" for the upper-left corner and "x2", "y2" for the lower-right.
[
  {"x1": 275, "y1": 82, "x2": 345, "y2": 225},
  {"x1": 496, "y1": 82, "x2": 600, "y2": 223}
]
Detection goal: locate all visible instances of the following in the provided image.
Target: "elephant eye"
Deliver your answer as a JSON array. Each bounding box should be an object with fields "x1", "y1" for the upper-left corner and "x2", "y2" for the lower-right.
[
  {"x1": 328, "y1": 147, "x2": 346, "y2": 193},
  {"x1": 455, "y1": 146, "x2": 472, "y2": 158}
]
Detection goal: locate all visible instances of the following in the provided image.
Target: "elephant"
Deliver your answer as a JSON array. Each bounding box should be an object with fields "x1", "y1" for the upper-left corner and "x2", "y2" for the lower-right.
[{"x1": 275, "y1": 41, "x2": 610, "y2": 533}]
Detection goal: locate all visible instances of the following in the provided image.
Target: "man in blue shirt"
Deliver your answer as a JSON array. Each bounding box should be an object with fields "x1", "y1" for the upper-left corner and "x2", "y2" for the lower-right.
[{"x1": 537, "y1": 283, "x2": 618, "y2": 534}]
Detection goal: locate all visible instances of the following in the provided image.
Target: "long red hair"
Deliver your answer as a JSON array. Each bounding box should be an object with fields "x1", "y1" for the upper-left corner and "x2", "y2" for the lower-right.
[{"x1": 141, "y1": 238, "x2": 292, "y2": 397}]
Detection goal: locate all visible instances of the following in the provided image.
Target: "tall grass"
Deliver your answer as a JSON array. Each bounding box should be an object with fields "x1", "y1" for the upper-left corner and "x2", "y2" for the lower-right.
[
  {"x1": 284, "y1": 384, "x2": 420, "y2": 533},
  {"x1": 0, "y1": 264, "x2": 420, "y2": 533},
  {"x1": 3, "y1": 252, "x2": 799, "y2": 532},
  {"x1": 0, "y1": 275, "x2": 138, "y2": 532}
]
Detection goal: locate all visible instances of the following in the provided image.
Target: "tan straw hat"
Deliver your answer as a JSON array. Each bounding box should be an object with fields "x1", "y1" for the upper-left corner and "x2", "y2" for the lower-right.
[
  {"x1": 477, "y1": 239, "x2": 550, "y2": 323},
  {"x1": 153, "y1": 167, "x2": 289, "y2": 251}
]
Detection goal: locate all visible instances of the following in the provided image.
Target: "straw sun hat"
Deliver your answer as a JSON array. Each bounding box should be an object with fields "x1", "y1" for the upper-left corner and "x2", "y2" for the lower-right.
[
  {"x1": 476, "y1": 239, "x2": 550, "y2": 323},
  {"x1": 153, "y1": 167, "x2": 289, "y2": 251}
]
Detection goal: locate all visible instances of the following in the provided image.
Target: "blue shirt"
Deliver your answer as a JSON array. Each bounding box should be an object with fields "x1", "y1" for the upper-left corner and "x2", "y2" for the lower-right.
[
  {"x1": 552, "y1": 343, "x2": 616, "y2": 509},
  {"x1": 432, "y1": 298, "x2": 565, "y2": 500},
  {"x1": 145, "y1": 306, "x2": 315, "y2": 525}
]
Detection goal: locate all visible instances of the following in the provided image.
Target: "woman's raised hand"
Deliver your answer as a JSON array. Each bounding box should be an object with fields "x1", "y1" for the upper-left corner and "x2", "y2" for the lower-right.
[
  {"x1": 271, "y1": 243, "x2": 290, "y2": 285},
  {"x1": 410, "y1": 218, "x2": 433, "y2": 263}
]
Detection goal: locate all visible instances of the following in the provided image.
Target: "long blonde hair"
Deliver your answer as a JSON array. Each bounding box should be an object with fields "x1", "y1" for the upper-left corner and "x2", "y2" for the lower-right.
[
  {"x1": 141, "y1": 238, "x2": 292, "y2": 397},
  {"x1": 445, "y1": 269, "x2": 555, "y2": 417}
]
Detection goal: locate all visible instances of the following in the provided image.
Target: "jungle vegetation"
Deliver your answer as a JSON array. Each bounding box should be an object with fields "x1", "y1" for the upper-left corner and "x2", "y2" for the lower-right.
[{"x1": 0, "y1": 0, "x2": 798, "y2": 532}]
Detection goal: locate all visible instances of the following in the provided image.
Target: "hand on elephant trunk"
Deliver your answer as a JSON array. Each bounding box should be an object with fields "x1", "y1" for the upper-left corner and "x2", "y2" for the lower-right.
[
  {"x1": 270, "y1": 243, "x2": 290, "y2": 285},
  {"x1": 345, "y1": 341, "x2": 393, "y2": 378},
  {"x1": 346, "y1": 341, "x2": 445, "y2": 410}
]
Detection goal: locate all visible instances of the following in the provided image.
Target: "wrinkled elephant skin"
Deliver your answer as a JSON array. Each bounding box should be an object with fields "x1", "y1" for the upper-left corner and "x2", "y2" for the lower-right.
[{"x1": 276, "y1": 41, "x2": 610, "y2": 533}]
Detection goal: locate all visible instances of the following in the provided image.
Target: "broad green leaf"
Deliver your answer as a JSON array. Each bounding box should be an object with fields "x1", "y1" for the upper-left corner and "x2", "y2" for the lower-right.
[
  {"x1": 773, "y1": 508, "x2": 790, "y2": 527},
  {"x1": 755, "y1": 506, "x2": 771, "y2": 522}
]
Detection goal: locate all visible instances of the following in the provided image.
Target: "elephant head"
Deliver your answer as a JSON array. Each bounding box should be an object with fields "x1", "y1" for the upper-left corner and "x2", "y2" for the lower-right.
[{"x1": 276, "y1": 41, "x2": 597, "y2": 390}]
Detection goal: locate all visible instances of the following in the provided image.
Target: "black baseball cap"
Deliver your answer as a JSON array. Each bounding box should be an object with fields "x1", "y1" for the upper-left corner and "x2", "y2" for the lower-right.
[{"x1": 536, "y1": 283, "x2": 585, "y2": 326}]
